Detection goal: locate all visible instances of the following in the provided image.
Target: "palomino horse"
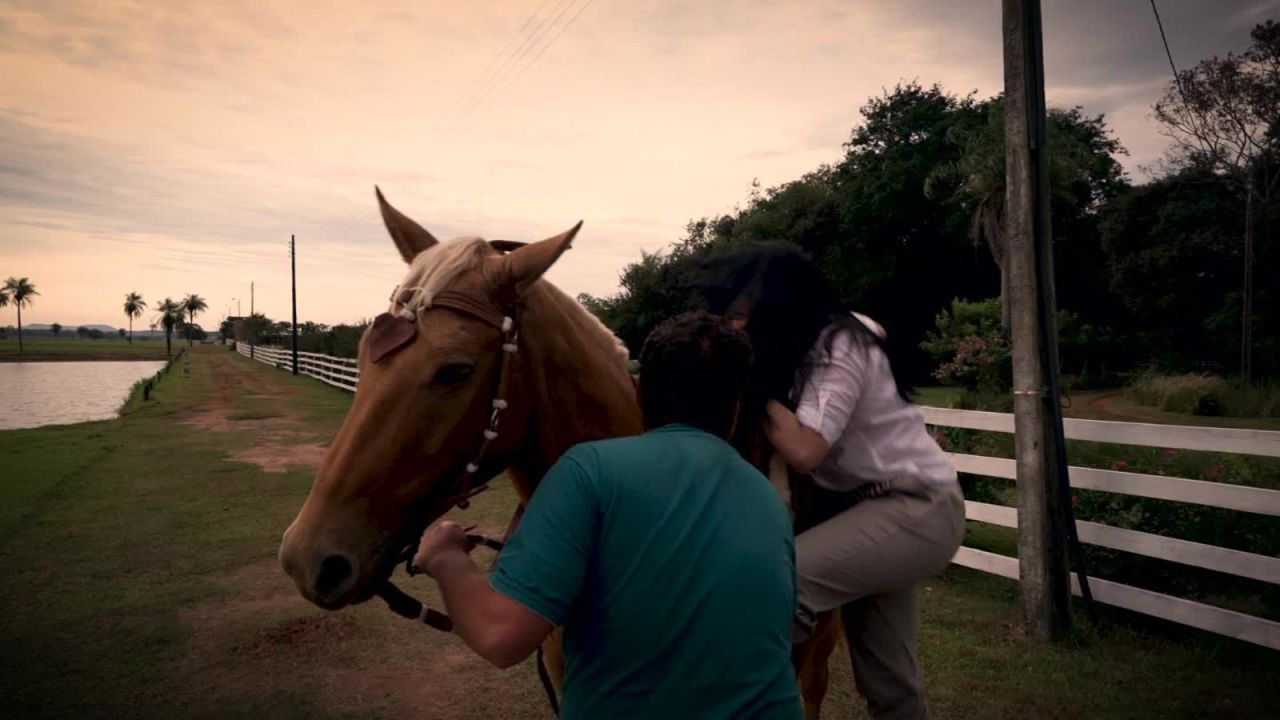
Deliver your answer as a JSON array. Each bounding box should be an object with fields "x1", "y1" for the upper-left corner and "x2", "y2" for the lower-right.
[{"x1": 278, "y1": 190, "x2": 839, "y2": 719}]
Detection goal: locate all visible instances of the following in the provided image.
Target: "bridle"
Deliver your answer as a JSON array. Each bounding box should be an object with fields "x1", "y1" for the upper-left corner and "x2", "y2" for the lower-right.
[
  {"x1": 367, "y1": 241, "x2": 562, "y2": 713},
  {"x1": 373, "y1": 278, "x2": 524, "y2": 629}
]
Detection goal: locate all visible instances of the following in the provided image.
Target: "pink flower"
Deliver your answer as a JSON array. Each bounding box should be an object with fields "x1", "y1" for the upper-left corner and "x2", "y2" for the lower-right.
[
  {"x1": 1113, "y1": 460, "x2": 1129, "y2": 471},
  {"x1": 1163, "y1": 449, "x2": 1178, "y2": 459}
]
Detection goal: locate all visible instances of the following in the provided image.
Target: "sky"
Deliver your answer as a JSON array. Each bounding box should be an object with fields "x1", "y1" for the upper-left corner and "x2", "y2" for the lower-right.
[{"x1": 1, "y1": 0, "x2": 1275, "y2": 329}]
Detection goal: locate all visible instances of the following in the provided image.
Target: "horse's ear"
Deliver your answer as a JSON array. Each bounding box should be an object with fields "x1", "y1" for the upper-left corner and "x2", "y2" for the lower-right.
[
  {"x1": 492, "y1": 221, "x2": 582, "y2": 293},
  {"x1": 376, "y1": 187, "x2": 438, "y2": 263}
]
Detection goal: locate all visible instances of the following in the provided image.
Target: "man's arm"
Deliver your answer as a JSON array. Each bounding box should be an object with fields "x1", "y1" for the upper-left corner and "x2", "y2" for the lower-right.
[
  {"x1": 415, "y1": 521, "x2": 553, "y2": 669},
  {"x1": 415, "y1": 453, "x2": 597, "y2": 670}
]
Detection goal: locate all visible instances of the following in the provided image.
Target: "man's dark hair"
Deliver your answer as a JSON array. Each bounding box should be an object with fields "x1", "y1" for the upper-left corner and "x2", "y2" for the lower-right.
[{"x1": 638, "y1": 311, "x2": 753, "y2": 438}]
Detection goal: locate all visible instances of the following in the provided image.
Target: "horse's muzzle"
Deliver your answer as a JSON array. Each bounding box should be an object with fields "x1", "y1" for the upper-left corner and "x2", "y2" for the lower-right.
[{"x1": 278, "y1": 524, "x2": 365, "y2": 609}]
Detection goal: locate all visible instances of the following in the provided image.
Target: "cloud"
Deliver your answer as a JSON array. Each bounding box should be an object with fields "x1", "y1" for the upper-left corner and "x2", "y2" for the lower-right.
[{"x1": 0, "y1": 0, "x2": 1273, "y2": 325}]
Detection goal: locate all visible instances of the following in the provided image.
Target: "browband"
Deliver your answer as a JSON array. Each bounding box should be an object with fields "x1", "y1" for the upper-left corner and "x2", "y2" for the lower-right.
[{"x1": 430, "y1": 289, "x2": 509, "y2": 330}]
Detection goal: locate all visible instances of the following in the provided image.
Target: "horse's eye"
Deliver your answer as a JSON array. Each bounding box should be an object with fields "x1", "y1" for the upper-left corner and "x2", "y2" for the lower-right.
[{"x1": 432, "y1": 362, "x2": 475, "y2": 386}]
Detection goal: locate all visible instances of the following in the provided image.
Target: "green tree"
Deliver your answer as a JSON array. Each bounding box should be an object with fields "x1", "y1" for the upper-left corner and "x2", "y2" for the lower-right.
[
  {"x1": 117, "y1": 328, "x2": 126, "y2": 339},
  {"x1": 2, "y1": 277, "x2": 39, "y2": 353},
  {"x1": 156, "y1": 298, "x2": 184, "y2": 357},
  {"x1": 182, "y1": 294, "x2": 208, "y2": 347},
  {"x1": 925, "y1": 99, "x2": 1128, "y2": 330},
  {"x1": 1099, "y1": 168, "x2": 1250, "y2": 371},
  {"x1": 123, "y1": 292, "x2": 147, "y2": 345},
  {"x1": 1154, "y1": 20, "x2": 1280, "y2": 381},
  {"x1": 50, "y1": 322, "x2": 62, "y2": 337},
  {"x1": 586, "y1": 82, "x2": 1135, "y2": 382}
]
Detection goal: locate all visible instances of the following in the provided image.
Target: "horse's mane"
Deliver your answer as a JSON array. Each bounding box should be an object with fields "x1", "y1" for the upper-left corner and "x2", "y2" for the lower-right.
[{"x1": 391, "y1": 236, "x2": 630, "y2": 366}]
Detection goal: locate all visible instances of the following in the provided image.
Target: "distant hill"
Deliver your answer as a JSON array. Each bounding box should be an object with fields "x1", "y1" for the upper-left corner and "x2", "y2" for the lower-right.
[{"x1": 26, "y1": 324, "x2": 120, "y2": 333}]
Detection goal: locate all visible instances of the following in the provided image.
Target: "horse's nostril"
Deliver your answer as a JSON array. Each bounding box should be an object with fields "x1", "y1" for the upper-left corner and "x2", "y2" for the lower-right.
[{"x1": 315, "y1": 554, "x2": 356, "y2": 602}]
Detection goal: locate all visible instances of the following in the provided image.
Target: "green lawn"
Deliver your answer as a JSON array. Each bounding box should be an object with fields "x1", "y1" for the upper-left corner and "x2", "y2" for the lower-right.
[
  {"x1": 0, "y1": 336, "x2": 171, "y2": 361},
  {"x1": 0, "y1": 348, "x2": 1275, "y2": 719}
]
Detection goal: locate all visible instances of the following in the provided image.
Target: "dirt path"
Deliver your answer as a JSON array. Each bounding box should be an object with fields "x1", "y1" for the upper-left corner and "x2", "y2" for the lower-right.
[
  {"x1": 1062, "y1": 391, "x2": 1157, "y2": 423},
  {"x1": 177, "y1": 351, "x2": 330, "y2": 472},
  {"x1": 173, "y1": 349, "x2": 550, "y2": 719}
]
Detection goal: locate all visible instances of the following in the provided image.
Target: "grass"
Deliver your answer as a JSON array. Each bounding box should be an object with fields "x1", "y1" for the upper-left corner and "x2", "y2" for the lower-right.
[
  {"x1": 913, "y1": 386, "x2": 964, "y2": 408},
  {"x1": 1127, "y1": 372, "x2": 1280, "y2": 419},
  {"x1": 0, "y1": 348, "x2": 1276, "y2": 718},
  {"x1": 0, "y1": 336, "x2": 171, "y2": 361}
]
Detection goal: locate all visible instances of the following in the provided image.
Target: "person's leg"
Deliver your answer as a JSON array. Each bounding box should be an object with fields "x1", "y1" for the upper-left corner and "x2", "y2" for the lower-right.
[
  {"x1": 793, "y1": 481, "x2": 962, "y2": 639},
  {"x1": 843, "y1": 588, "x2": 926, "y2": 720},
  {"x1": 792, "y1": 480, "x2": 961, "y2": 719}
]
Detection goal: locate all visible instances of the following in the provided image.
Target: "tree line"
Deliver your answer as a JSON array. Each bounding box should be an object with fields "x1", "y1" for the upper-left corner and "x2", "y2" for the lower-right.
[
  {"x1": 579, "y1": 21, "x2": 1279, "y2": 387},
  {"x1": 0, "y1": 280, "x2": 208, "y2": 358}
]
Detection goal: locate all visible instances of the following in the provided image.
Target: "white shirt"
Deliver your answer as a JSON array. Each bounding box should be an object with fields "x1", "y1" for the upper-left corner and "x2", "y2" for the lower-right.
[{"x1": 793, "y1": 319, "x2": 957, "y2": 492}]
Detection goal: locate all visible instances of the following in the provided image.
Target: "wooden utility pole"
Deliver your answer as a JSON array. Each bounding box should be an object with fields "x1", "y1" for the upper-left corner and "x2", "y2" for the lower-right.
[
  {"x1": 1003, "y1": 0, "x2": 1071, "y2": 640},
  {"x1": 291, "y1": 235, "x2": 299, "y2": 376},
  {"x1": 1242, "y1": 179, "x2": 1254, "y2": 385}
]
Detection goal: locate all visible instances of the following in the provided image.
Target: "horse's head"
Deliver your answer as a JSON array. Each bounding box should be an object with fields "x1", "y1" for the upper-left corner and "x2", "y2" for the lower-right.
[{"x1": 279, "y1": 188, "x2": 580, "y2": 609}]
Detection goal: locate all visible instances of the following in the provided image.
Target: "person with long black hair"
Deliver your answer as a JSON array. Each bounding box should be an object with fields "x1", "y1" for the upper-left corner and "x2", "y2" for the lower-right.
[{"x1": 698, "y1": 242, "x2": 964, "y2": 720}]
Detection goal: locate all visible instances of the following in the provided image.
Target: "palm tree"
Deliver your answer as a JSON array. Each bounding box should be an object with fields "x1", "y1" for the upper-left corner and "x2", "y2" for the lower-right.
[
  {"x1": 123, "y1": 292, "x2": 147, "y2": 345},
  {"x1": 182, "y1": 293, "x2": 208, "y2": 347},
  {"x1": 156, "y1": 298, "x2": 183, "y2": 357},
  {"x1": 3, "y1": 277, "x2": 39, "y2": 353}
]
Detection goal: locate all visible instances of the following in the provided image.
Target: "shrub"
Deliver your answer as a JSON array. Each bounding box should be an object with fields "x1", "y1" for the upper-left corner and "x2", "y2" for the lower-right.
[
  {"x1": 922, "y1": 298, "x2": 1011, "y2": 393},
  {"x1": 1221, "y1": 381, "x2": 1280, "y2": 418},
  {"x1": 1123, "y1": 372, "x2": 1280, "y2": 417},
  {"x1": 921, "y1": 298, "x2": 1003, "y2": 362}
]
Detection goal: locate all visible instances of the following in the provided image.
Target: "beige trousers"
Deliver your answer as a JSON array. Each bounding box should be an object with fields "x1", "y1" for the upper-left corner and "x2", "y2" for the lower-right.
[{"x1": 793, "y1": 475, "x2": 965, "y2": 720}]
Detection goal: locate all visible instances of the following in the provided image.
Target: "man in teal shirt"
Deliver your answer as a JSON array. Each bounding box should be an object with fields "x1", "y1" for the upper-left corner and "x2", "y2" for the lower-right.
[{"x1": 414, "y1": 311, "x2": 802, "y2": 719}]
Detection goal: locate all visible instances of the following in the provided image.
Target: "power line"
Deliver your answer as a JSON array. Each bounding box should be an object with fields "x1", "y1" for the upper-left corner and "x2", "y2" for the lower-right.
[
  {"x1": 471, "y1": 0, "x2": 597, "y2": 117},
  {"x1": 456, "y1": 0, "x2": 572, "y2": 117},
  {"x1": 457, "y1": 0, "x2": 580, "y2": 118},
  {"x1": 453, "y1": 0, "x2": 555, "y2": 110},
  {"x1": 1148, "y1": 0, "x2": 1192, "y2": 110}
]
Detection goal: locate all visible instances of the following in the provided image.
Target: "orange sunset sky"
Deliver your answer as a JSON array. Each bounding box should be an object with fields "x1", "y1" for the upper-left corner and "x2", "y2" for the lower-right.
[{"x1": 1, "y1": 0, "x2": 1274, "y2": 328}]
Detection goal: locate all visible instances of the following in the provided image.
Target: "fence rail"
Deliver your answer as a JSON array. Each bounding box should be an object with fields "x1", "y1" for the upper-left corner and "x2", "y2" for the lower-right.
[
  {"x1": 233, "y1": 342, "x2": 1280, "y2": 650},
  {"x1": 920, "y1": 405, "x2": 1280, "y2": 651},
  {"x1": 235, "y1": 342, "x2": 359, "y2": 392}
]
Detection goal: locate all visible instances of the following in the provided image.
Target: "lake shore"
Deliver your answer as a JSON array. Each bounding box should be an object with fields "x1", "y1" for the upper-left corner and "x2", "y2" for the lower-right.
[
  {"x1": 1, "y1": 337, "x2": 178, "y2": 362},
  {"x1": 0, "y1": 352, "x2": 170, "y2": 362}
]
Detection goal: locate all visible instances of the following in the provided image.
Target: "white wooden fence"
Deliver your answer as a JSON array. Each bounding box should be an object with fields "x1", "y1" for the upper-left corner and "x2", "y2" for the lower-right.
[
  {"x1": 920, "y1": 405, "x2": 1280, "y2": 651},
  {"x1": 235, "y1": 342, "x2": 359, "y2": 392},
  {"x1": 233, "y1": 341, "x2": 1280, "y2": 650}
]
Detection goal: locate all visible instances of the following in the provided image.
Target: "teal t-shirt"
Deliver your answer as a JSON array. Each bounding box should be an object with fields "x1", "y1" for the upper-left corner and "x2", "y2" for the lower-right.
[{"x1": 490, "y1": 424, "x2": 802, "y2": 720}]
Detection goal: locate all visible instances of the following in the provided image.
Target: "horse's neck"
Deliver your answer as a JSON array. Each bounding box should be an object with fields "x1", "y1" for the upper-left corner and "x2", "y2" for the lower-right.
[{"x1": 508, "y1": 284, "x2": 642, "y2": 498}]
